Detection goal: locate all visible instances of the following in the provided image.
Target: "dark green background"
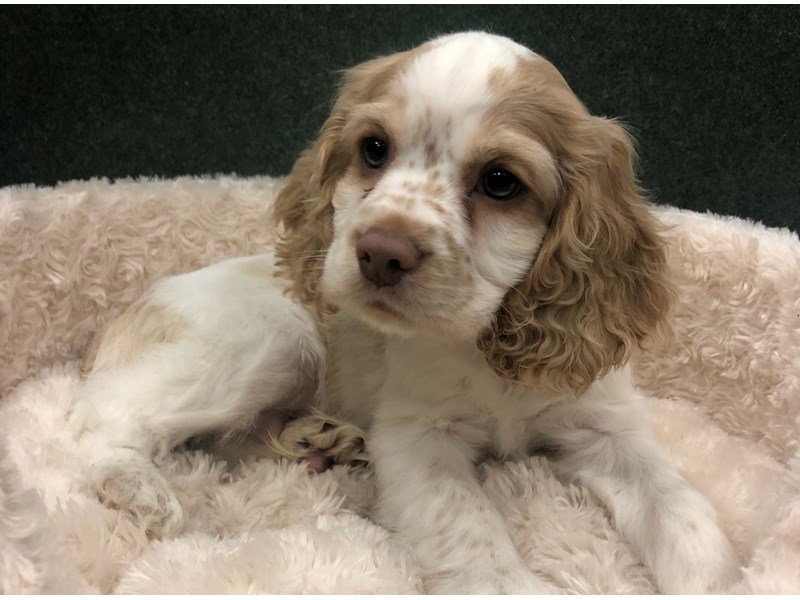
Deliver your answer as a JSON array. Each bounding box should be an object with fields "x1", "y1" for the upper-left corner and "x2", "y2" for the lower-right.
[{"x1": 2, "y1": 6, "x2": 798, "y2": 230}]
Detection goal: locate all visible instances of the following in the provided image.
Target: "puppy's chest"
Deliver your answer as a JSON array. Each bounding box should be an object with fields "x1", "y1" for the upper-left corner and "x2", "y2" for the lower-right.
[{"x1": 381, "y1": 337, "x2": 560, "y2": 457}]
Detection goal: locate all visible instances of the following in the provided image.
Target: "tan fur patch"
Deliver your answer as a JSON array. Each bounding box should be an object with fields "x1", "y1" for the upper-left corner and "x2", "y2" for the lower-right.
[
  {"x1": 236, "y1": 259, "x2": 274, "y2": 280},
  {"x1": 81, "y1": 296, "x2": 187, "y2": 376},
  {"x1": 476, "y1": 54, "x2": 673, "y2": 393}
]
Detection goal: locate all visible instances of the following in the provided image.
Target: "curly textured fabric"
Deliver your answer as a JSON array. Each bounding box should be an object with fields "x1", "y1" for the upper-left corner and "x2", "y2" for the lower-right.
[
  {"x1": 0, "y1": 177, "x2": 797, "y2": 593},
  {"x1": 0, "y1": 176, "x2": 281, "y2": 394}
]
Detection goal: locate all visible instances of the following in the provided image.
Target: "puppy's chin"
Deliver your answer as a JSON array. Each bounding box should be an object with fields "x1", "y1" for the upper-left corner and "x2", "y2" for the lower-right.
[
  {"x1": 322, "y1": 282, "x2": 492, "y2": 344},
  {"x1": 354, "y1": 303, "x2": 486, "y2": 342},
  {"x1": 322, "y1": 280, "x2": 420, "y2": 336},
  {"x1": 345, "y1": 299, "x2": 419, "y2": 338}
]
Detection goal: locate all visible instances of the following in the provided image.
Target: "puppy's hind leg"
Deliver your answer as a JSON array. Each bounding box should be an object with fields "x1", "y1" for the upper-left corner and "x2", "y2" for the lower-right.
[
  {"x1": 72, "y1": 362, "x2": 196, "y2": 538},
  {"x1": 72, "y1": 254, "x2": 327, "y2": 537},
  {"x1": 76, "y1": 427, "x2": 185, "y2": 538},
  {"x1": 71, "y1": 295, "x2": 192, "y2": 537}
]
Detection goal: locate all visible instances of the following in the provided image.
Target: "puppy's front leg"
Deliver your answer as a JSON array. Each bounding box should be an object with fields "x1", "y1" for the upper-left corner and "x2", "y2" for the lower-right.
[
  {"x1": 370, "y1": 414, "x2": 549, "y2": 594},
  {"x1": 532, "y1": 388, "x2": 741, "y2": 593}
]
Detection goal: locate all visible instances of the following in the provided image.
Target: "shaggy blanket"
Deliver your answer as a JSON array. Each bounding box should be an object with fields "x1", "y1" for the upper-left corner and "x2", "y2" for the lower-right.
[{"x1": 0, "y1": 177, "x2": 798, "y2": 594}]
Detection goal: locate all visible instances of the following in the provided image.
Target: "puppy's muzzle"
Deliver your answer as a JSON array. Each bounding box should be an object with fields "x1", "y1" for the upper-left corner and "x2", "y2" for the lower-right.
[{"x1": 356, "y1": 229, "x2": 421, "y2": 287}]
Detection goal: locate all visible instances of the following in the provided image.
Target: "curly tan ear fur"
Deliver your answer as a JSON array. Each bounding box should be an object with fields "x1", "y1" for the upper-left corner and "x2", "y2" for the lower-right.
[
  {"x1": 273, "y1": 52, "x2": 411, "y2": 314},
  {"x1": 479, "y1": 119, "x2": 673, "y2": 394},
  {"x1": 273, "y1": 114, "x2": 341, "y2": 313}
]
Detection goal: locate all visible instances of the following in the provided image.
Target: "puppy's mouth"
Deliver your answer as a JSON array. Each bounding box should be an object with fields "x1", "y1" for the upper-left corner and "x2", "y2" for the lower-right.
[{"x1": 357, "y1": 288, "x2": 413, "y2": 326}]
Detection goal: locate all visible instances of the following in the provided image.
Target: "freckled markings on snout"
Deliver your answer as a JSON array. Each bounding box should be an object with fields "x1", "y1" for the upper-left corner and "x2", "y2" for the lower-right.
[
  {"x1": 389, "y1": 193, "x2": 418, "y2": 211},
  {"x1": 423, "y1": 180, "x2": 446, "y2": 198},
  {"x1": 444, "y1": 117, "x2": 453, "y2": 139},
  {"x1": 402, "y1": 180, "x2": 422, "y2": 194},
  {"x1": 424, "y1": 141, "x2": 443, "y2": 169},
  {"x1": 415, "y1": 113, "x2": 445, "y2": 170},
  {"x1": 440, "y1": 228, "x2": 472, "y2": 281}
]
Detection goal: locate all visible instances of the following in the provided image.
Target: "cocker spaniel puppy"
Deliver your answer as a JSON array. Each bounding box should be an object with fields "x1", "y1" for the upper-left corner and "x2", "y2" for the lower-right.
[
  {"x1": 74, "y1": 32, "x2": 740, "y2": 593},
  {"x1": 273, "y1": 32, "x2": 739, "y2": 593}
]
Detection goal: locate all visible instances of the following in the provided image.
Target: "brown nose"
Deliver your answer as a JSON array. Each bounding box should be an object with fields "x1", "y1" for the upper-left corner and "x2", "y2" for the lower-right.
[{"x1": 356, "y1": 230, "x2": 421, "y2": 287}]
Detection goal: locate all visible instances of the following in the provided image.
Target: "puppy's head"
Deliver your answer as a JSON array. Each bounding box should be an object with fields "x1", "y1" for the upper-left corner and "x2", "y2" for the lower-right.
[{"x1": 275, "y1": 32, "x2": 672, "y2": 394}]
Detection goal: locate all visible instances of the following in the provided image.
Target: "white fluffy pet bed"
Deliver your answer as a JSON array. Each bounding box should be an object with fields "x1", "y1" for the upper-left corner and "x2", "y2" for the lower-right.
[{"x1": 1, "y1": 176, "x2": 798, "y2": 594}]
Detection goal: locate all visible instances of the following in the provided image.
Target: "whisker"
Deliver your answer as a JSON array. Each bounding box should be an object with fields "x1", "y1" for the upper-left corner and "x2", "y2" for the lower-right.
[
  {"x1": 286, "y1": 250, "x2": 330, "y2": 259},
  {"x1": 289, "y1": 264, "x2": 327, "y2": 274}
]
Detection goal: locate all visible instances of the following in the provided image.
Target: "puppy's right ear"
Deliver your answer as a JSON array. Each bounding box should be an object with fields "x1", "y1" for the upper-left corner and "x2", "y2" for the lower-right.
[
  {"x1": 273, "y1": 98, "x2": 346, "y2": 313},
  {"x1": 274, "y1": 51, "x2": 409, "y2": 314}
]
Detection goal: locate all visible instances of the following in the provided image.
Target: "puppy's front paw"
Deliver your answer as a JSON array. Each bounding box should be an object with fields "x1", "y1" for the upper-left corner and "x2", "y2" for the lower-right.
[{"x1": 276, "y1": 412, "x2": 370, "y2": 471}]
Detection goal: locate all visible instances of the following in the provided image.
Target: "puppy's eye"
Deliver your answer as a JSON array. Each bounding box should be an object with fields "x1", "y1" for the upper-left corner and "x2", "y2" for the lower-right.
[
  {"x1": 479, "y1": 168, "x2": 521, "y2": 201},
  {"x1": 362, "y1": 137, "x2": 389, "y2": 169}
]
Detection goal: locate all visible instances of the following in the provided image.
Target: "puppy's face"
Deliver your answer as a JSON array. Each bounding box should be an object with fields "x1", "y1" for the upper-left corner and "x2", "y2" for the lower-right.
[
  {"x1": 320, "y1": 34, "x2": 565, "y2": 340},
  {"x1": 276, "y1": 32, "x2": 671, "y2": 392}
]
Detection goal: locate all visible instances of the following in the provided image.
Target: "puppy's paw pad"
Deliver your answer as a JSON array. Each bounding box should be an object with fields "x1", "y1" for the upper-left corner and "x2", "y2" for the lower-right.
[{"x1": 280, "y1": 414, "x2": 369, "y2": 468}]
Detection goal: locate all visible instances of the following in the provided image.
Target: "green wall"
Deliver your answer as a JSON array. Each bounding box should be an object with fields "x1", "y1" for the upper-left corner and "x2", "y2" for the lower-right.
[{"x1": 2, "y1": 6, "x2": 798, "y2": 230}]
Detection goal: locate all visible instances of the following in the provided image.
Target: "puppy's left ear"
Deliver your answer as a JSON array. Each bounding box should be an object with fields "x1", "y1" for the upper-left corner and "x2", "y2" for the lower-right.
[{"x1": 479, "y1": 118, "x2": 673, "y2": 394}]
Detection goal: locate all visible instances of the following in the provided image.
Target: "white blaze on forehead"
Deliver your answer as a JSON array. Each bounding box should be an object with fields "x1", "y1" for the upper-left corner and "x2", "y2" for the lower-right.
[
  {"x1": 396, "y1": 33, "x2": 534, "y2": 157},
  {"x1": 421, "y1": 31, "x2": 532, "y2": 82},
  {"x1": 402, "y1": 33, "x2": 530, "y2": 109},
  {"x1": 428, "y1": 31, "x2": 533, "y2": 60}
]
